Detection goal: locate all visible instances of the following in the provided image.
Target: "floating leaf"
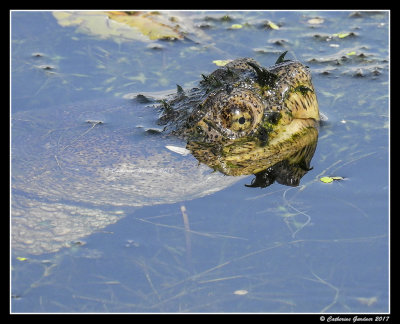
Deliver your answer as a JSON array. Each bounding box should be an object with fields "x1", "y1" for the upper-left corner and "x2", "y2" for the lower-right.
[
  {"x1": 346, "y1": 51, "x2": 357, "y2": 56},
  {"x1": 16, "y1": 257, "x2": 27, "y2": 261},
  {"x1": 230, "y1": 24, "x2": 243, "y2": 29},
  {"x1": 332, "y1": 32, "x2": 353, "y2": 39},
  {"x1": 307, "y1": 17, "x2": 324, "y2": 25},
  {"x1": 320, "y1": 176, "x2": 344, "y2": 183},
  {"x1": 52, "y1": 11, "x2": 184, "y2": 43},
  {"x1": 212, "y1": 59, "x2": 232, "y2": 66},
  {"x1": 106, "y1": 11, "x2": 184, "y2": 40},
  {"x1": 265, "y1": 20, "x2": 280, "y2": 30}
]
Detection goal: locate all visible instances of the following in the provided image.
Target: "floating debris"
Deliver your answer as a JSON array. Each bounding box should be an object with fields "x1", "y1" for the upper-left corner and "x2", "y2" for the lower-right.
[
  {"x1": 320, "y1": 176, "x2": 344, "y2": 183},
  {"x1": 212, "y1": 59, "x2": 232, "y2": 66},
  {"x1": 348, "y1": 11, "x2": 363, "y2": 18},
  {"x1": 146, "y1": 43, "x2": 164, "y2": 50},
  {"x1": 125, "y1": 239, "x2": 140, "y2": 248},
  {"x1": 332, "y1": 32, "x2": 355, "y2": 39},
  {"x1": 204, "y1": 14, "x2": 233, "y2": 22},
  {"x1": 16, "y1": 257, "x2": 28, "y2": 261},
  {"x1": 66, "y1": 240, "x2": 86, "y2": 247},
  {"x1": 230, "y1": 24, "x2": 243, "y2": 29},
  {"x1": 32, "y1": 52, "x2": 45, "y2": 58},
  {"x1": 86, "y1": 120, "x2": 104, "y2": 125},
  {"x1": 53, "y1": 11, "x2": 185, "y2": 43},
  {"x1": 356, "y1": 296, "x2": 378, "y2": 307},
  {"x1": 268, "y1": 38, "x2": 288, "y2": 46},
  {"x1": 264, "y1": 20, "x2": 280, "y2": 30},
  {"x1": 307, "y1": 17, "x2": 324, "y2": 25},
  {"x1": 311, "y1": 31, "x2": 356, "y2": 42},
  {"x1": 165, "y1": 145, "x2": 191, "y2": 156},
  {"x1": 36, "y1": 64, "x2": 56, "y2": 71}
]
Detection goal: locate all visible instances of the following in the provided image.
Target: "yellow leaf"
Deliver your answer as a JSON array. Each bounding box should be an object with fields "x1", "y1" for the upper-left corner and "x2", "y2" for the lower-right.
[
  {"x1": 267, "y1": 21, "x2": 280, "y2": 30},
  {"x1": 52, "y1": 11, "x2": 184, "y2": 42},
  {"x1": 212, "y1": 59, "x2": 232, "y2": 66},
  {"x1": 320, "y1": 176, "x2": 344, "y2": 183},
  {"x1": 107, "y1": 11, "x2": 183, "y2": 40},
  {"x1": 346, "y1": 51, "x2": 357, "y2": 56},
  {"x1": 16, "y1": 257, "x2": 27, "y2": 261},
  {"x1": 230, "y1": 24, "x2": 243, "y2": 29},
  {"x1": 333, "y1": 32, "x2": 351, "y2": 39}
]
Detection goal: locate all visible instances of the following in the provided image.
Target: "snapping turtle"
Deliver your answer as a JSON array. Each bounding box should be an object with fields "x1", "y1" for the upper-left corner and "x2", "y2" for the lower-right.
[{"x1": 11, "y1": 52, "x2": 320, "y2": 255}]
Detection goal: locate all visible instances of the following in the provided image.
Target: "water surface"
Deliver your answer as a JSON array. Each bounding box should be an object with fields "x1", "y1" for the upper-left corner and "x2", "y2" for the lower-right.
[{"x1": 11, "y1": 10, "x2": 389, "y2": 313}]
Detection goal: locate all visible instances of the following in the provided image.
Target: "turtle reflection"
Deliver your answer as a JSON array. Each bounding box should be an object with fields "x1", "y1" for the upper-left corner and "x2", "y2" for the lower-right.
[{"x1": 187, "y1": 119, "x2": 318, "y2": 188}]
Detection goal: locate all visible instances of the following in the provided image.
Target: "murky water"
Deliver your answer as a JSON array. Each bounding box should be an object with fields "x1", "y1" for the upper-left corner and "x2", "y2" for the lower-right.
[{"x1": 11, "y1": 10, "x2": 389, "y2": 313}]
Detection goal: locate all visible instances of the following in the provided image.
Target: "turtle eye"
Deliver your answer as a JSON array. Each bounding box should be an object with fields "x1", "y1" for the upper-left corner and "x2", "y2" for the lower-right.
[
  {"x1": 223, "y1": 107, "x2": 254, "y2": 132},
  {"x1": 199, "y1": 88, "x2": 265, "y2": 140}
]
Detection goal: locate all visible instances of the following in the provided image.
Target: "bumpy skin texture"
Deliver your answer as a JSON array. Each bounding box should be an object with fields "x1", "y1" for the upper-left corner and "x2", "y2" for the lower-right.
[
  {"x1": 157, "y1": 55, "x2": 320, "y2": 177},
  {"x1": 160, "y1": 57, "x2": 319, "y2": 146}
]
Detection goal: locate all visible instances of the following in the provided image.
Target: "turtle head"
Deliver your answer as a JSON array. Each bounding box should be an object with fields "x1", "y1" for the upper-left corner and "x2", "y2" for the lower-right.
[{"x1": 162, "y1": 54, "x2": 320, "y2": 182}]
